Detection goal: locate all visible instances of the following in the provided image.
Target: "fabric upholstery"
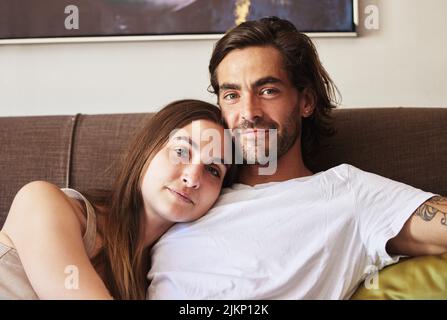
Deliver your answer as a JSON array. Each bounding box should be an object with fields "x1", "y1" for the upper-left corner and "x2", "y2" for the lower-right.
[
  {"x1": 1, "y1": 108, "x2": 446, "y2": 227},
  {"x1": 69, "y1": 113, "x2": 151, "y2": 194},
  {"x1": 0, "y1": 116, "x2": 75, "y2": 226},
  {"x1": 312, "y1": 107, "x2": 447, "y2": 196}
]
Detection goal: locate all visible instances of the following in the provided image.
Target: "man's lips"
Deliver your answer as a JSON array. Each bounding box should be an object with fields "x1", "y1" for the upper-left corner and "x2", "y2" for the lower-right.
[
  {"x1": 166, "y1": 187, "x2": 194, "y2": 204},
  {"x1": 239, "y1": 129, "x2": 270, "y2": 135}
]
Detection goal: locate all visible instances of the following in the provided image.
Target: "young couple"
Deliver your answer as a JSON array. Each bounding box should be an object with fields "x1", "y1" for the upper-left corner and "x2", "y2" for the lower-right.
[{"x1": 1, "y1": 17, "x2": 446, "y2": 300}]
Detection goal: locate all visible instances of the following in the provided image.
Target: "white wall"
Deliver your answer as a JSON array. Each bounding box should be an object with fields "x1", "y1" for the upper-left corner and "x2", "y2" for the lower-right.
[
  {"x1": 0, "y1": 0, "x2": 446, "y2": 117},
  {"x1": 318, "y1": 0, "x2": 447, "y2": 108}
]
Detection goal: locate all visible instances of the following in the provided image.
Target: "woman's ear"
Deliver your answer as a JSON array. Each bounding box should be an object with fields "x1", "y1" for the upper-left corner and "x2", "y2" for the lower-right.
[{"x1": 300, "y1": 88, "x2": 316, "y2": 118}]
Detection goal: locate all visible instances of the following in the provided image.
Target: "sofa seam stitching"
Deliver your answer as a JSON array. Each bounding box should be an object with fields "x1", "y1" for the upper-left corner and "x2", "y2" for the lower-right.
[{"x1": 66, "y1": 113, "x2": 81, "y2": 188}]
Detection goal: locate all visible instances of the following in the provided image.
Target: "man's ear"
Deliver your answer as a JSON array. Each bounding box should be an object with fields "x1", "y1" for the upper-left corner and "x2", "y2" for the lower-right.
[{"x1": 300, "y1": 88, "x2": 316, "y2": 118}]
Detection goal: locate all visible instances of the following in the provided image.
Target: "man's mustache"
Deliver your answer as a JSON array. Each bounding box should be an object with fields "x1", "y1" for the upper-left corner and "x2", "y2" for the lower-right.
[{"x1": 234, "y1": 119, "x2": 278, "y2": 130}]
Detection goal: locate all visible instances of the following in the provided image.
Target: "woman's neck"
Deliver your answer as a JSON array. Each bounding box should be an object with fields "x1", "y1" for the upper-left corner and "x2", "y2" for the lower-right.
[{"x1": 141, "y1": 209, "x2": 174, "y2": 249}]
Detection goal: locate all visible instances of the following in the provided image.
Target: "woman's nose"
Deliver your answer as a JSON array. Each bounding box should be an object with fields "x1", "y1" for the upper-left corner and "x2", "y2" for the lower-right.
[{"x1": 181, "y1": 165, "x2": 202, "y2": 189}]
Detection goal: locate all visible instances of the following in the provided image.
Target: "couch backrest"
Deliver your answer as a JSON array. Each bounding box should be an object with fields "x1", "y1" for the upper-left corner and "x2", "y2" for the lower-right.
[
  {"x1": 0, "y1": 113, "x2": 150, "y2": 227},
  {"x1": 1, "y1": 108, "x2": 446, "y2": 227}
]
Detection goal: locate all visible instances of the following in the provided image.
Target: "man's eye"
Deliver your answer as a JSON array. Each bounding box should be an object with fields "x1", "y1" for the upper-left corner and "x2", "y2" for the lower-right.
[
  {"x1": 223, "y1": 93, "x2": 238, "y2": 100},
  {"x1": 261, "y1": 88, "x2": 278, "y2": 96},
  {"x1": 206, "y1": 165, "x2": 221, "y2": 178}
]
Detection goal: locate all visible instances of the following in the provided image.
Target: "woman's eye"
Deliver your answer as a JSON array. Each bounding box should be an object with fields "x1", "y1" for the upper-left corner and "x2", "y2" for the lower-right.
[
  {"x1": 174, "y1": 147, "x2": 190, "y2": 160},
  {"x1": 206, "y1": 165, "x2": 221, "y2": 178}
]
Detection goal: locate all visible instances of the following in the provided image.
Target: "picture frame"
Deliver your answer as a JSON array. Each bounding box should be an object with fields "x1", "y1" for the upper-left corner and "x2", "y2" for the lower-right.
[{"x1": 0, "y1": 0, "x2": 358, "y2": 44}]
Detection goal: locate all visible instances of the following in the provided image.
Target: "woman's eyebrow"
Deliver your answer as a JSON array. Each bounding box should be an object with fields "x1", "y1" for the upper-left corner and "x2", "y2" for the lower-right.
[
  {"x1": 209, "y1": 157, "x2": 227, "y2": 166},
  {"x1": 173, "y1": 136, "x2": 198, "y2": 149},
  {"x1": 174, "y1": 136, "x2": 228, "y2": 167}
]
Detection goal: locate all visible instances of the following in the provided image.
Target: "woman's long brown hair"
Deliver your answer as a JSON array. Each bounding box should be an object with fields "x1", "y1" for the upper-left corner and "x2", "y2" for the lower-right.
[{"x1": 86, "y1": 100, "x2": 236, "y2": 299}]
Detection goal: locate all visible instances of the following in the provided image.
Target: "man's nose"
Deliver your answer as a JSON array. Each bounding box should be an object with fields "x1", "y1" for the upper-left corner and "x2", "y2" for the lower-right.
[
  {"x1": 241, "y1": 94, "x2": 263, "y2": 124},
  {"x1": 181, "y1": 165, "x2": 202, "y2": 189}
]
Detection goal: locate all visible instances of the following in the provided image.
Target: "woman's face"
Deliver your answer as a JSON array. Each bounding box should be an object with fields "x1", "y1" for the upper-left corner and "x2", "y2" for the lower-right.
[{"x1": 141, "y1": 119, "x2": 228, "y2": 224}]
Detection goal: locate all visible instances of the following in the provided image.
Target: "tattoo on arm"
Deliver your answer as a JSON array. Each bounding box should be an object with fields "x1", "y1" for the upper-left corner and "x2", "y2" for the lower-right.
[{"x1": 415, "y1": 196, "x2": 447, "y2": 227}]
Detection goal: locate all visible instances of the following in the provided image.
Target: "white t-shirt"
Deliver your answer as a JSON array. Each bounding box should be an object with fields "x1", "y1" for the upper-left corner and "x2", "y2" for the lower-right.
[{"x1": 147, "y1": 164, "x2": 436, "y2": 300}]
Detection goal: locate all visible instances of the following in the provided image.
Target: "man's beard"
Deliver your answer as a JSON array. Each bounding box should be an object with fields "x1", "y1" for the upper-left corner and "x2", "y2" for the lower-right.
[{"x1": 234, "y1": 115, "x2": 301, "y2": 165}]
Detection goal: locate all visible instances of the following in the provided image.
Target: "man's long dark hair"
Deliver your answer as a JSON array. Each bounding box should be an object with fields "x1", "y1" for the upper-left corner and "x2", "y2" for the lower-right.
[{"x1": 209, "y1": 16, "x2": 339, "y2": 167}]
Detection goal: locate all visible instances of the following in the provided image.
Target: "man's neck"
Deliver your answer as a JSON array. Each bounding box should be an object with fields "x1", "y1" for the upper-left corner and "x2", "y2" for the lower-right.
[{"x1": 237, "y1": 138, "x2": 313, "y2": 186}]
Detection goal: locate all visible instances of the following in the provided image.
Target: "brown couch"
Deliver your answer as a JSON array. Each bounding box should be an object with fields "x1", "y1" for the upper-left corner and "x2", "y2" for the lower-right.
[
  {"x1": 1, "y1": 107, "x2": 447, "y2": 299},
  {"x1": 1, "y1": 107, "x2": 447, "y2": 227}
]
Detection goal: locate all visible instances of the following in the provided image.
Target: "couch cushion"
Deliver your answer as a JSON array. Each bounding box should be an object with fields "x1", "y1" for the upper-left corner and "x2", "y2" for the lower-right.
[
  {"x1": 351, "y1": 252, "x2": 447, "y2": 299},
  {"x1": 69, "y1": 113, "x2": 152, "y2": 193},
  {"x1": 1, "y1": 108, "x2": 446, "y2": 228},
  {"x1": 313, "y1": 107, "x2": 447, "y2": 196},
  {"x1": 0, "y1": 116, "x2": 75, "y2": 227}
]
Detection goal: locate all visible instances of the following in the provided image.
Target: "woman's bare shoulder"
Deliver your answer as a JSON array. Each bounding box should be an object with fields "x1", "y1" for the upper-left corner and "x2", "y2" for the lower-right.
[
  {"x1": 1, "y1": 181, "x2": 87, "y2": 247},
  {"x1": 1, "y1": 181, "x2": 111, "y2": 299}
]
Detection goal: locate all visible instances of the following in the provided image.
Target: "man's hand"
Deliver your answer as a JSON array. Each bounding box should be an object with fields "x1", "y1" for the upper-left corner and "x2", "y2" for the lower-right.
[{"x1": 387, "y1": 196, "x2": 447, "y2": 256}]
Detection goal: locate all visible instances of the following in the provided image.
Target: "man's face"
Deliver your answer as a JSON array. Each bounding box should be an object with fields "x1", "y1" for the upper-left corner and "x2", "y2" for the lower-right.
[{"x1": 216, "y1": 46, "x2": 307, "y2": 163}]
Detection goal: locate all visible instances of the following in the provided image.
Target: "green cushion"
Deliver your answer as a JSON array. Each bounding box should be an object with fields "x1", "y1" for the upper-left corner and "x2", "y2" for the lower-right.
[{"x1": 351, "y1": 252, "x2": 447, "y2": 299}]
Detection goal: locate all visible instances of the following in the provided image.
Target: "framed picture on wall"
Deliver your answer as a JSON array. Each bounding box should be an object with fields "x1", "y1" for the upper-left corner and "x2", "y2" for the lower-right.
[{"x1": 0, "y1": 0, "x2": 358, "y2": 44}]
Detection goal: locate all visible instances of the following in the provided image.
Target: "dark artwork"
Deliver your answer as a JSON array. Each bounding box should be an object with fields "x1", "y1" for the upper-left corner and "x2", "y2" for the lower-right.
[{"x1": 0, "y1": 0, "x2": 355, "y2": 39}]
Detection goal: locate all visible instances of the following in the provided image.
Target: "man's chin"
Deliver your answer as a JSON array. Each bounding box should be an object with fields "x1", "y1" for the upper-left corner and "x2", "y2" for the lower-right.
[{"x1": 240, "y1": 146, "x2": 273, "y2": 164}]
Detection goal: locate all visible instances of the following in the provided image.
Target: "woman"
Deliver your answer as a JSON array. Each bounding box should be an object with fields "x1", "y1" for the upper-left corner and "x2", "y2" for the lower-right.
[{"x1": 0, "y1": 100, "x2": 236, "y2": 300}]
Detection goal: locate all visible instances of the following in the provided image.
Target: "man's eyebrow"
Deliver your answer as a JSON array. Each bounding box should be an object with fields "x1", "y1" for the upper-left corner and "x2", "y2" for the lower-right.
[
  {"x1": 173, "y1": 136, "x2": 198, "y2": 149},
  {"x1": 219, "y1": 77, "x2": 283, "y2": 92},
  {"x1": 253, "y1": 76, "x2": 283, "y2": 88},
  {"x1": 219, "y1": 83, "x2": 241, "y2": 91}
]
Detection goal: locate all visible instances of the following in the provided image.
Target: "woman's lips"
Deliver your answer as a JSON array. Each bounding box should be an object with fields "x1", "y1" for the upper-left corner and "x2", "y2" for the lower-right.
[{"x1": 166, "y1": 187, "x2": 194, "y2": 204}]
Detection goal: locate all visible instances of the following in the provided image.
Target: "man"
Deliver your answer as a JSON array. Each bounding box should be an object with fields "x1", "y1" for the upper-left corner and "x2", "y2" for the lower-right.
[{"x1": 147, "y1": 17, "x2": 447, "y2": 299}]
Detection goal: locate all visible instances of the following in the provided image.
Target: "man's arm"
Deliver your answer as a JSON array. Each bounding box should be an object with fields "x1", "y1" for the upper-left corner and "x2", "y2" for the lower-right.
[{"x1": 387, "y1": 196, "x2": 447, "y2": 256}]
